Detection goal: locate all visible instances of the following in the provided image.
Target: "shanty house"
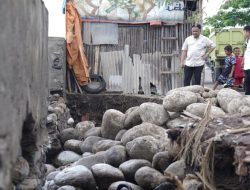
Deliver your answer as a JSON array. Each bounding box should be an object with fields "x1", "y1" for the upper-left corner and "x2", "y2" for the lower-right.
[{"x1": 73, "y1": 0, "x2": 203, "y2": 95}]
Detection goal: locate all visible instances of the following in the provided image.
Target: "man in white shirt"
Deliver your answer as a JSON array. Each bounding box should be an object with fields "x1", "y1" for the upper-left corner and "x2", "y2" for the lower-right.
[
  {"x1": 243, "y1": 26, "x2": 250, "y2": 95},
  {"x1": 181, "y1": 24, "x2": 216, "y2": 86}
]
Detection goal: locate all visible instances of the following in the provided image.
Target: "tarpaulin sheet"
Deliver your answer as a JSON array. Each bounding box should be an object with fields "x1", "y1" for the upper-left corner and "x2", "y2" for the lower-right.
[
  {"x1": 74, "y1": 0, "x2": 185, "y2": 23},
  {"x1": 66, "y1": 1, "x2": 89, "y2": 86}
]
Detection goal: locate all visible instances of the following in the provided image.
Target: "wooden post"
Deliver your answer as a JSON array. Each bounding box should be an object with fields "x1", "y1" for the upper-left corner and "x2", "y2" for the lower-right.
[{"x1": 94, "y1": 46, "x2": 100, "y2": 74}]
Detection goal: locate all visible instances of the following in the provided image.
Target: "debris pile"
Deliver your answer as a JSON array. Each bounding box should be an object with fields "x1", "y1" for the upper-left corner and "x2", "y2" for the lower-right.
[{"x1": 43, "y1": 86, "x2": 250, "y2": 190}]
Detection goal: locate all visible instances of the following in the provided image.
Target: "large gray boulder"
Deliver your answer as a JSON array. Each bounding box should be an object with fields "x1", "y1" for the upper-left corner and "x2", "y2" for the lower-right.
[
  {"x1": 54, "y1": 151, "x2": 81, "y2": 167},
  {"x1": 208, "y1": 90, "x2": 217, "y2": 98},
  {"x1": 126, "y1": 136, "x2": 163, "y2": 162},
  {"x1": 80, "y1": 136, "x2": 105, "y2": 153},
  {"x1": 217, "y1": 88, "x2": 242, "y2": 112},
  {"x1": 119, "y1": 159, "x2": 151, "y2": 182},
  {"x1": 46, "y1": 135, "x2": 63, "y2": 158},
  {"x1": 168, "y1": 112, "x2": 182, "y2": 120},
  {"x1": 227, "y1": 97, "x2": 250, "y2": 114},
  {"x1": 183, "y1": 174, "x2": 203, "y2": 190},
  {"x1": 152, "y1": 151, "x2": 174, "y2": 173},
  {"x1": 121, "y1": 122, "x2": 169, "y2": 145},
  {"x1": 154, "y1": 182, "x2": 178, "y2": 190},
  {"x1": 186, "y1": 103, "x2": 226, "y2": 118},
  {"x1": 82, "y1": 152, "x2": 93, "y2": 158},
  {"x1": 64, "y1": 140, "x2": 82, "y2": 154},
  {"x1": 47, "y1": 113, "x2": 57, "y2": 125},
  {"x1": 167, "y1": 85, "x2": 204, "y2": 95},
  {"x1": 163, "y1": 91, "x2": 198, "y2": 112},
  {"x1": 135, "y1": 166, "x2": 166, "y2": 190},
  {"x1": 196, "y1": 93, "x2": 205, "y2": 103},
  {"x1": 57, "y1": 186, "x2": 81, "y2": 190},
  {"x1": 101, "y1": 109, "x2": 125, "y2": 140},
  {"x1": 73, "y1": 151, "x2": 106, "y2": 169},
  {"x1": 166, "y1": 117, "x2": 194, "y2": 129},
  {"x1": 16, "y1": 179, "x2": 40, "y2": 190},
  {"x1": 139, "y1": 102, "x2": 170, "y2": 126},
  {"x1": 59, "y1": 128, "x2": 79, "y2": 144},
  {"x1": 43, "y1": 180, "x2": 59, "y2": 190},
  {"x1": 108, "y1": 181, "x2": 143, "y2": 190},
  {"x1": 164, "y1": 159, "x2": 186, "y2": 180},
  {"x1": 105, "y1": 145, "x2": 127, "y2": 167},
  {"x1": 202, "y1": 91, "x2": 209, "y2": 99},
  {"x1": 54, "y1": 165, "x2": 96, "y2": 189},
  {"x1": 83, "y1": 127, "x2": 101, "y2": 138},
  {"x1": 45, "y1": 164, "x2": 56, "y2": 176},
  {"x1": 239, "y1": 105, "x2": 250, "y2": 116},
  {"x1": 12, "y1": 157, "x2": 30, "y2": 183},
  {"x1": 211, "y1": 97, "x2": 219, "y2": 106},
  {"x1": 115, "y1": 130, "x2": 127, "y2": 141},
  {"x1": 124, "y1": 107, "x2": 142, "y2": 129},
  {"x1": 91, "y1": 164, "x2": 124, "y2": 190},
  {"x1": 75, "y1": 121, "x2": 95, "y2": 139},
  {"x1": 245, "y1": 96, "x2": 250, "y2": 105},
  {"x1": 46, "y1": 171, "x2": 60, "y2": 181},
  {"x1": 92, "y1": 139, "x2": 122, "y2": 153}
]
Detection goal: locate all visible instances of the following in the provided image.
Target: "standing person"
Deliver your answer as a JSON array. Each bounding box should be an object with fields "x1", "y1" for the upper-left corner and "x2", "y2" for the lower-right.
[
  {"x1": 243, "y1": 26, "x2": 250, "y2": 95},
  {"x1": 233, "y1": 47, "x2": 244, "y2": 88},
  {"x1": 213, "y1": 45, "x2": 236, "y2": 90},
  {"x1": 181, "y1": 24, "x2": 216, "y2": 86}
]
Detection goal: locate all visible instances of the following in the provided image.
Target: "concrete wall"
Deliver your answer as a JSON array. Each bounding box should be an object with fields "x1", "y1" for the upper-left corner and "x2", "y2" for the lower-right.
[
  {"x1": 0, "y1": 0, "x2": 48, "y2": 189},
  {"x1": 48, "y1": 37, "x2": 66, "y2": 94}
]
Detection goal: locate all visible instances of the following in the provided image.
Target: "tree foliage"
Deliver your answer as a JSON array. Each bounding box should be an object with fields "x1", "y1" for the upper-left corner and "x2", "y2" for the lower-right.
[{"x1": 205, "y1": 0, "x2": 250, "y2": 28}]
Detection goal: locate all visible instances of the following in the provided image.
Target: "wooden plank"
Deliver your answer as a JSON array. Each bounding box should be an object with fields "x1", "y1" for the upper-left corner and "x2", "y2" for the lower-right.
[
  {"x1": 162, "y1": 37, "x2": 178, "y2": 40},
  {"x1": 66, "y1": 67, "x2": 72, "y2": 93},
  {"x1": 182, "y1": 111, "x2": 202, "y2": 120},
  {"x1": 71, "y1": 70, "x2": 83, "y2": 94},
  {"x1": 161, "y1": 71, "x2": 180, "y2": 74},
  {"x1": 94, "y1": 46, "x2": 100, "y2": 74},
  {"x1": 161, "y1": 27, "x2": 164, "y2": 95},
  {"x1": 162, "y1": 23, "x2": 179, "y2": 26},
  {"x1": 171, "y1": 53, "x2": 176, "y2": 89},
  {"x1": 161, "y1": 53, "x2": 174, "y2": 57}
]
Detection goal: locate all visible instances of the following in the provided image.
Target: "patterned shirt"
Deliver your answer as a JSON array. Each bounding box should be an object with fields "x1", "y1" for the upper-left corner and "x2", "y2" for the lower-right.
[
  {"x1": 222, "y1": 55, "x2": 236, "y2": 77},
  {"x1": 217, "y1": 55, "x2": 236, "y2": 85}
]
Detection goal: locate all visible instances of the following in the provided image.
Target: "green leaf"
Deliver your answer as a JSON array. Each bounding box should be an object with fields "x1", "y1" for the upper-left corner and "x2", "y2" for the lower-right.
[{"x1": 205, "y1": 0, "x2": 250, "y2": 28}]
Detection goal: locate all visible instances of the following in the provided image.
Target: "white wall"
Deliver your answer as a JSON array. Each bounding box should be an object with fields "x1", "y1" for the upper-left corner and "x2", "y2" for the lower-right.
[{"x1": 43, "y1": 0, "x2": 66, "y2": 38}]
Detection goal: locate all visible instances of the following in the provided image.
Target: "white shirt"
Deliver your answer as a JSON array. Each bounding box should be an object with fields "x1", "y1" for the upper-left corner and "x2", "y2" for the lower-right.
[
  {"x1": 182, "y1": 35, "x2": 216, "y2": 67},
  {"x1": 244, "y1": 40, "x2": 250, "y2": 70}
]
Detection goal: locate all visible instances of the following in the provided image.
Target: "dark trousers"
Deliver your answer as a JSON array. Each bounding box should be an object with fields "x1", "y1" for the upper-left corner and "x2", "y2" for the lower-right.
[
  {"x1": 244, "y1": 69, "x2": 250, "y2": 95},
  {"x1": 184, "y1": 65, "x2": 204, "y2": 86},
  {"x1": 215, "y1": 67, "x2": 223, "y2": 80}
]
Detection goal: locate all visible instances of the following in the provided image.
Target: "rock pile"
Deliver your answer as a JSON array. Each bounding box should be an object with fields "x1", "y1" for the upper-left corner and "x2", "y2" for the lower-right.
[
  {"x1": 43, "y1": 86, "x2": 250, "y2": 190},
  {"x1": 45, "y1": 94, "x2": 75, "y2": 164}
]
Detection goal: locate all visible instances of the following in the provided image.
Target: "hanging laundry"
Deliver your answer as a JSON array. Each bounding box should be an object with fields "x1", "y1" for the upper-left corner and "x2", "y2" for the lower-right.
[{"x1": 66, "y1": 1, "x2": 90, "y2": 86}]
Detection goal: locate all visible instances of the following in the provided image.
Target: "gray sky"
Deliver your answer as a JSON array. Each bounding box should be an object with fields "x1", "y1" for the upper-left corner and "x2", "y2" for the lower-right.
[
  {"x1": 43, "y1": 0, "x2": 65, "y2": 38},
  {"x1": 203, "y1": 0, "x2": 225, "y2": 18}
]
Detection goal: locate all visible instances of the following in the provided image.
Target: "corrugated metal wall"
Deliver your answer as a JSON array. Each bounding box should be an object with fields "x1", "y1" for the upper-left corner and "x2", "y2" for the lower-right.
[{"x1": 83, "y1": 22, "x2": 192, "y2": 95}]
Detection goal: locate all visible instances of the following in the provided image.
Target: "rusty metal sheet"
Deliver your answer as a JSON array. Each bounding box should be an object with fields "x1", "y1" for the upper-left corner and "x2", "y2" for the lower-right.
[
  {"x1": 83, "y1": 22, "x2": 118, "y2": 45},
  {"x1": 100, "y1": 50, "x2": 123, "y2": 91}
]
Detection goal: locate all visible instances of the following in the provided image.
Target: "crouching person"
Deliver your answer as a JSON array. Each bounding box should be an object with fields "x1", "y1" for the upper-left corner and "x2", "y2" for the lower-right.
[{"x1": 213, "y1": 45, "x2": 236, "y2": 90}]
